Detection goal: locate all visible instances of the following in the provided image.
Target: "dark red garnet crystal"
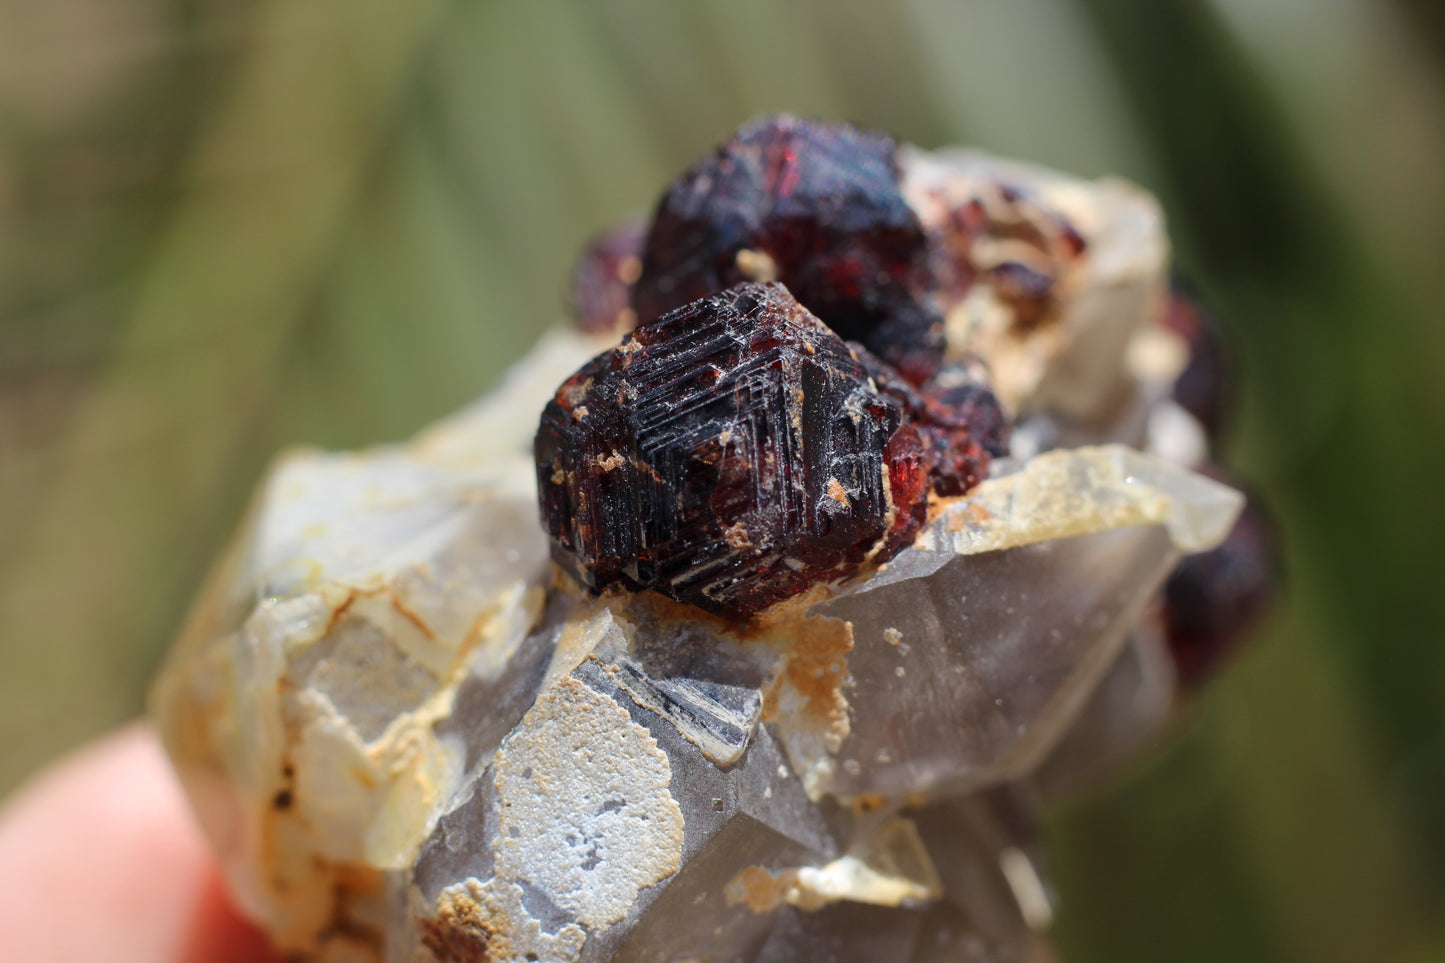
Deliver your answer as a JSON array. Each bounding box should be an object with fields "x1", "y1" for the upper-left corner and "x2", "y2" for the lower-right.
[
  {"x1": 632, "y1": 114, "x2": 944, "y2": 384},
  {"x1": 536, "y1": 282, "x2": 930, "y2": 618},
  {"x1": 1163, "y1": 486, "x2": 1277, "y2": 688},
  {"x1": 853, "y1": 346, "x2": 1008, "y2": 497},
  {"x1": 569, "y1": 218, "x2": 646, "y2": 336},
  {"x1": 1161, "y1": 284, "x2": 1230, "y2": 442}
]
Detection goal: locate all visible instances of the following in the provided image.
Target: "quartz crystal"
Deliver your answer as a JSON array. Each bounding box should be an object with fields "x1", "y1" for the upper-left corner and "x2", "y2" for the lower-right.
[{"x1": 151, "y1": 116, "x2": 1274, "y2": 963}]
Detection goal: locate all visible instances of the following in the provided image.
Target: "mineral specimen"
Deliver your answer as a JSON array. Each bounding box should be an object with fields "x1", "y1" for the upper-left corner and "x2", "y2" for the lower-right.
[{"x1": 151, "y1": 116, "x2": 1275, "y2": 963}]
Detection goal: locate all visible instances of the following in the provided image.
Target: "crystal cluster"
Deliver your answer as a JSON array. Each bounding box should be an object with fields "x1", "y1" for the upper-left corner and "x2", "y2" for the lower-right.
[{"x1": 151, "y1": 115, "x2": 1275, "y2": 963}]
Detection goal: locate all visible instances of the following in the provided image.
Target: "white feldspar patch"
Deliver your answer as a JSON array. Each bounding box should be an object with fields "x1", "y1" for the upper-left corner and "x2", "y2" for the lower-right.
[
  {"x1": 492, "y1": 677, "x2": 685, "y2": 929},
  {"x1": 150, "y1": 335, "x2": 567, "y2": 954},
  {"x1": 255, "y1": 449, "x2": 483, "y2": 600}
]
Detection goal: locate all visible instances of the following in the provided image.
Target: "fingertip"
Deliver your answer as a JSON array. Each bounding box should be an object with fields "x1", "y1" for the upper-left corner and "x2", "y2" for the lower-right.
[
  {"x1": 180, "y1": 864, "x2": 286, "y2": 963},
  {"x1": 0, "y1": 723, "x2": 281, "y2": 963}
]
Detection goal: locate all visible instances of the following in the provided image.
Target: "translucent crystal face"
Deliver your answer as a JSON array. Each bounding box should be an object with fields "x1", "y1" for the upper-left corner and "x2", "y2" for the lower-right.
[{"x1": 150, "y1": 115, "x2": 1272, "y2": 963}]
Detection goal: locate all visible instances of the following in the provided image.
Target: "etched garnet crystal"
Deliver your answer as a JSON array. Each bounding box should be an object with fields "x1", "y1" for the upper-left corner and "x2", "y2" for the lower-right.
[
  {"x1": 633, "y1": 113, "x2": 945, "y2": 383},
  {"x1": 852, "y1": 345, "x2": 1008, "y2": 497},
  {"x1": 537, "y1": 282, "x2": 921, "y2": 617}
]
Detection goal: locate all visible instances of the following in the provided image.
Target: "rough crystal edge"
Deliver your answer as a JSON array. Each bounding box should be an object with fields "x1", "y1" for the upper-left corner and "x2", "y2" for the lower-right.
[{"x1": 917, "y1": 444, "x2": 1242, "y2": 559}]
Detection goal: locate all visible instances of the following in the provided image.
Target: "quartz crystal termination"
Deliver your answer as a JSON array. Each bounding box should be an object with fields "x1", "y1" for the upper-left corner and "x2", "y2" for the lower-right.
[{"x1": 150, "y1": 114, "x2": 1275, "y2": 963}]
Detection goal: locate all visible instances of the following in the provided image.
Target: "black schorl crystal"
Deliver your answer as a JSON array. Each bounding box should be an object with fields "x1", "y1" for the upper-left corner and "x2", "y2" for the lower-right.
[
  {"x1": 536, "y1": 282, "x2": 929, "y2": 618},
  {"x1": 632, "y1": 114, "x2": 944, "y2": 384}
]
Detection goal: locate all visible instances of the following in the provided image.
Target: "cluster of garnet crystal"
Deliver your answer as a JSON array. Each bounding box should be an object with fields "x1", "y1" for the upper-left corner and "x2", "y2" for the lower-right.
[
  {"x1": 540, "y1": 115, "x2": 1013, "y2": 617},
  {"x1": 543, "y1": 113, "x2": 1275, "y2": 646}
]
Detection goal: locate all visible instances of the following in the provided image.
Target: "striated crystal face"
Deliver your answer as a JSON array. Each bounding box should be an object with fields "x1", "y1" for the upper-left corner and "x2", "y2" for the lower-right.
[
  {"x1": 536, "y1": 282, "x2": 917, "y2": 617},
  {"x1": 150, "y1": 116, "x2": 1275, "y2": 963}
]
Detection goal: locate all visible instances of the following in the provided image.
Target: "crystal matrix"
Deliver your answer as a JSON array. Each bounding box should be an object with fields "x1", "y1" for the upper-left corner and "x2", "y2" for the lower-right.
[{"x1": 151, "y1": 117, "x2": 1272, "y2": 963}]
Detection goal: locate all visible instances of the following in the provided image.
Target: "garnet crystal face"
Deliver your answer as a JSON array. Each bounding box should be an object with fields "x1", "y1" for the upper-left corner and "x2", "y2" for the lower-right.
[
  {"x1": 633, "y1": 114, "x2": 944, "y2": 383},
  {"x1": 853, "y1": 346, "x2": 1009, "y2": 497},
  {"x1": 537, "y1": 282, "x2": 921, "y2": 617}
]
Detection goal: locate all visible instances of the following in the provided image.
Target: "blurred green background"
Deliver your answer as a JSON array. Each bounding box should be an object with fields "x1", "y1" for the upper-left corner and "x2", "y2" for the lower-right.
[{"x1": 3, "y1": 1, "x2": 1444, "y2": 960}]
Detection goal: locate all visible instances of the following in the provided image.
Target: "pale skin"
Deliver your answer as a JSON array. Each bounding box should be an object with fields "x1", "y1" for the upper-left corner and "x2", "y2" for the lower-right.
[{"x1": 0, "y1": 724, "x2": 283, "y2": 963}]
